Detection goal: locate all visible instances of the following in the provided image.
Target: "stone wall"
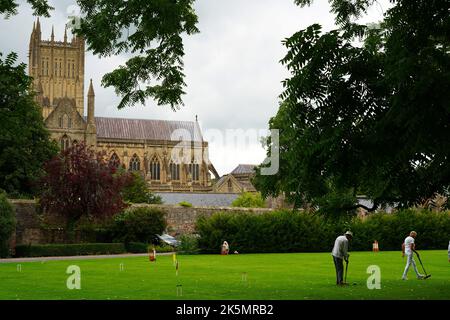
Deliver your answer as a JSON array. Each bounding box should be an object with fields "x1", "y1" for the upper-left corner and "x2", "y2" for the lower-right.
[
  {"x1": 9, "y1": 200, "x2": 274, "y2": 245},
  {"x1": 10, "y1": 199, "x2": 42, "y2": 245},
  {"x1": 132, "y1": 204, "x2": 274, "y2": 235}
]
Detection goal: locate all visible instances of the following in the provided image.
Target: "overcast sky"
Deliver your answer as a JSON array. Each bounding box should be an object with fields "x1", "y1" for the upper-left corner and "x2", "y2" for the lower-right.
[{"x1": 0, "y1": 0, "x2": 389, "y2": 176}]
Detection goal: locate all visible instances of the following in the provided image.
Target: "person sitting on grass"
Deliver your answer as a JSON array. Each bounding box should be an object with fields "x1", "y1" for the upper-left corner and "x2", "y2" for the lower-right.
[
  {"x1": 402, "y1": 231, "x2": 424, "y2": 280},
  {"x1": 221, "y1": 241, "x2": 229, "y2": 255},
  {"x1": 331, "y1": 231, "x2": 353, "y2": 286}
]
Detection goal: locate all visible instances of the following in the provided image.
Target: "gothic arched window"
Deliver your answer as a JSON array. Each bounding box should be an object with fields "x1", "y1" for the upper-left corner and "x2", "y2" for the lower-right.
[
  {"x1": 170, "y1": 161, "x2": 180, "y2": 181},
  {"x1": 129, "y1": 154, "x2": 140, "y2": 171},
  {"x1": 189, "y1": 162, "x2": 200, "y2": 181},
  {"x1": 109, "y1": 153, "x2": 120, "y2": 169},
  {"x1": 60, "y1": 135, "x2": 70, "y2": 152},
  {"x1": 227, "y1": 179, "x2": 233, "y2": 192},
  {"x1": 149, "y1": 156, "x2": 160, "y2": 181}
]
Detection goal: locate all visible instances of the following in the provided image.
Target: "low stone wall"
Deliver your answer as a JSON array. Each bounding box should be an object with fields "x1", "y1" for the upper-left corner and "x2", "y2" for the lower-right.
[
  {"x1": 132, "y1": 204, "x2": 274, "y2": 235},
  {"x1": 9, "y1": 200, "x2": 274, "y2": 245},
  {"x1": 10, "y1": 199, "x2": 42, "y2": 245}
]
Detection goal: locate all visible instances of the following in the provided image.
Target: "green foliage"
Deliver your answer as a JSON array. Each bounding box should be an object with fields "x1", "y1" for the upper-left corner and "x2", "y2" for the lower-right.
[
  {"x1": 0, "y1": 52, "x2": 58, "y2": 197},
  {"x1": 39, "y1": 143, "x2": 132, "y2": 232},
  {"x1": 112, "y1": 207, "x2": 167, "y2": 243},
  {"x1": 350, "y1": 210, "x2": 450, "y2": 251},
  {"x1": 0, "y1": 0, "x2": 53, "y2": 18},
  {"x1": 196, "y1": 209, "x2": 450, "y2": 254},
  {"x1": 178, "y1": 234, "x2": 199, "y2": 254},
  {"x1": 121, "y1": 172, "x2": 162, "y2": 204},
  {"x1": 255, "y1": 1, "x2": 450, "y2": 214},
  {"x1": 14, "y1": 243, "x2": 126, "y2": 257},
  {"x1": 231, "y1": 192, "x2": 266, "y2": 208},
  {"x1": 0, "y1": 193, "x2": 16, "y2": 257},
  {"x1": 178, "y1": 201, "x2": 192, "y2": 207},
  {"x1": 75, "y1": 0, "x2": 199, "y2": 110}
]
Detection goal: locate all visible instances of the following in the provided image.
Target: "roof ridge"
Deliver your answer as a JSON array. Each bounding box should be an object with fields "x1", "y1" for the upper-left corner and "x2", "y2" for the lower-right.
[{"x1": 94, "y1": 115, "x2": 195, "y2": 124}]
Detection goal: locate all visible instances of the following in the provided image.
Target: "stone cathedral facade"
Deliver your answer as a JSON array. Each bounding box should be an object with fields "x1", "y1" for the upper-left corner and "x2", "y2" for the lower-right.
[{"x1": 28, "y1": 19, "x2": 219, "y2": 192}]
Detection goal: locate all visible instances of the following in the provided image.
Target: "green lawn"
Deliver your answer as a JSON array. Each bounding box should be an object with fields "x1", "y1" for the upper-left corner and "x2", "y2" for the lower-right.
[{"x1": 1, "y1": 251, "x2": 449, "y2": 300}]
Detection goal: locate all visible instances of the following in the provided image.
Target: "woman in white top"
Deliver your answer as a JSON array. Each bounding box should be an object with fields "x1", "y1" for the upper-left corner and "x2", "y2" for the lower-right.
[{"x1": 402, "y1": 231, "x2": 424, "y2": 280}]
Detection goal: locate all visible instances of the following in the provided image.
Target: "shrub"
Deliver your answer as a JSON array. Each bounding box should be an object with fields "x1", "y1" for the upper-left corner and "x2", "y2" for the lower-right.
[
  {"x1": 121, "y1": 172, "x2": 163, "y2": 204},
  {"x1": 196, "y1": 209, "x2": 450, "y2": 254},
  {"x1": 0, "y1": 193, "x2": 16, "y2": 257},
  {"x1": 231, "y1": 192, "x2": 266, "y2": 208},
  {"x1": 178, "y1": 234, "x2": 200, "y2": 254},
  {"x1": 14, "y1": 243, "x2": 126, "y2": 257},
  {"x1": 112, "y1": 207, "x2": 167, "y2": 243},
  {"x1": 349, "y1": 209, "x2": 450, "y2": 251},
  {"x1": 178, "y1": 201, "x2": 192, "y2": 207}
]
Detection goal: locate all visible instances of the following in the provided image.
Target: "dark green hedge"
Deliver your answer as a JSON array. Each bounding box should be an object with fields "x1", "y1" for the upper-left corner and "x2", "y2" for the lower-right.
[
  {"x1": 196, "y1": 209, "x2": 450, "y2": 254},
  {"x1": 14, "y1": 243, "x2": 126, "y2": 257},
  {"x1": 0, "y1": 193, "x2": 16, "y2": 257},
  {"x1": 111, "y1": 207, "x2": 167, "y2": 243}
]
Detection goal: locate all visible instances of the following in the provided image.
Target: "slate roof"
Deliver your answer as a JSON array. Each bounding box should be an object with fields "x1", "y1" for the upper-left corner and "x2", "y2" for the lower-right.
[
  {"x1": 231, "y1": 164, "x2": 257, "y2": 175},
  {"x1": 94, "y1": 117, "x2": 204, "y2": 142}
]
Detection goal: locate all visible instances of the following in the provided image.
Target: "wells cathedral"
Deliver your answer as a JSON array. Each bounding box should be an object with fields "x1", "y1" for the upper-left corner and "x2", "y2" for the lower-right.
[{"x1": 28, "y1": 19, "x2": 220, "y2": 192}]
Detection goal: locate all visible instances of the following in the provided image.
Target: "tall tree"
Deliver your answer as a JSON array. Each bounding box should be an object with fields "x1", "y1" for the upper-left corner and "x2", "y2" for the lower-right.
[
  {"x1": 39, "y1": 142, "x2": 133, "y2": 230},
  {"x1": 255, "y1": 0, "x2": 450, "y2": 214},
  {"x1": 0, "y1": 52, "x2": 57, "y2": 197}
]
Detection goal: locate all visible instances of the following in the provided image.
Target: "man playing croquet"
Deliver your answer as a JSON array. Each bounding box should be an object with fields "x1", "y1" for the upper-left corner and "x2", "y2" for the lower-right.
[
  {"x1": 332, "y1": 231, "x2": 353, "y2": 285},
  {"x1": 402, "y1": 231, "x2": 424, "y2": 280}
]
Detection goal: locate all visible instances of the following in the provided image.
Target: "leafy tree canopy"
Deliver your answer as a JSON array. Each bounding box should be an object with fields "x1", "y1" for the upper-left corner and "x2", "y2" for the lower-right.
[
  {"x1": 39, "y1": 143, "x2": 133, "y2": 230},
  {"x1": 121, "y1": 171, "x2": 163, "y2": 204},
  {"x1": 255, "y1": 0, "x2": 450, "y2": 214},
  {"x1": 0, "y1": 52, "x2": 57, "y2": 197}
]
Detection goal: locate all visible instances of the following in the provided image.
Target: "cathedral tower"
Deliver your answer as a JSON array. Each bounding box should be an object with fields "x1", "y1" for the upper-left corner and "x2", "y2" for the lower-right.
[{"x1": 29, "y1": 19, "x2": 85, "y2": 118}]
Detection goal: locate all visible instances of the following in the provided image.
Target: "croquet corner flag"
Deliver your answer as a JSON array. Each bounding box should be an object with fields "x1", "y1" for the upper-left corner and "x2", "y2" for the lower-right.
[
  {"x1": 149, "y1": 247, "x2": 156, "y2": 262},
  {"x1": 172, "y1": 252, "x2": 177, "y2": 265}
]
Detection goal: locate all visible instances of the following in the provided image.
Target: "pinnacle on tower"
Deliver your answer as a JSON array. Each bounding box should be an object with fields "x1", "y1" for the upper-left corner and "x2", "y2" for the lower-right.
[
  {"x1": 88, "y1": 79, "x2": 95, "y2": 96},
  {"x1": 51, "y1": 25, "x2": 54, "y2": 41},
  {"x1": 64, "y1": 26, "x2": 67, "y2": 43}
]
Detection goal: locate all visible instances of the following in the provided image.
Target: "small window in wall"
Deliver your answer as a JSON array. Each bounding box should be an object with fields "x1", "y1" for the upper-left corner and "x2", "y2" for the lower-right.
[
  {"x1": 149, "y1": 156, "x2": 161, "y2": 181},
  {"x1": 109, "y1": 153, "x2": 120, "y2": 169},
  {"x1": 60, "y1": 135, "x2": 70, "y2": 151},
  {"x1": 228, "y1": 179, "x2": 233, "y2": 192},
  {"x1": 189, "y1": 163, "x2": 200, "y2": 181},
  {"x1": 170, "y1": 162, "x2": 180, "y2": 181},
  {"x1": 129, "y1": 154, "x2": 140, "y2": 171}
]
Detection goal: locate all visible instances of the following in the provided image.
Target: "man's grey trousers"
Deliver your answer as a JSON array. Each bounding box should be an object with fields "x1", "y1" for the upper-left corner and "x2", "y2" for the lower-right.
[{"x1": 333, "y1": 255, "x2": 344, "y2": 284}]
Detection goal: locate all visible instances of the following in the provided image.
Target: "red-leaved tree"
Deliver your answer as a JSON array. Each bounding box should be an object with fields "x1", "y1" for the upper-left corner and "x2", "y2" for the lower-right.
[{"x1": 39, "y1": 142, "x2": 133, "y2": 230}]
